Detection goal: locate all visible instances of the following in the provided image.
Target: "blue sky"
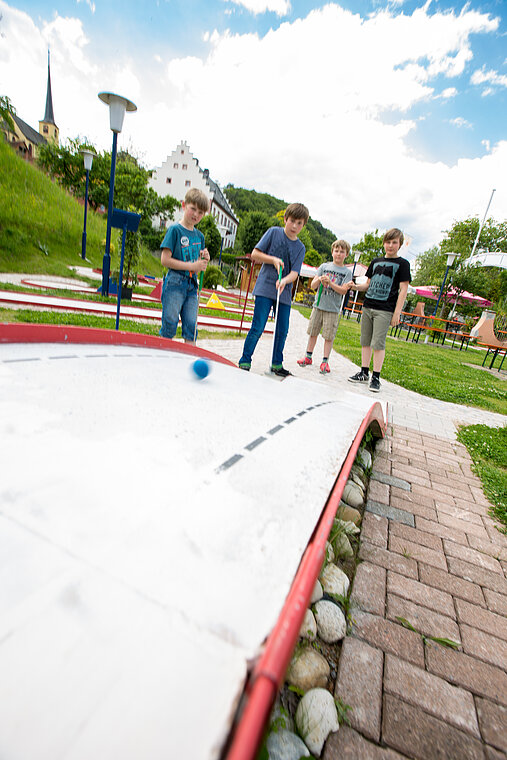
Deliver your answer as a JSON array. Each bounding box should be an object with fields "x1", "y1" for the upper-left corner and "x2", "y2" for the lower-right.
[{"x1": 2, "y1": 0, "x2": 506, "y2": 257}]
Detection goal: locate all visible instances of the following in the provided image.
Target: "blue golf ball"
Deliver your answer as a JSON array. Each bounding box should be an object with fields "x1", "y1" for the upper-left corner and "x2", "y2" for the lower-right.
[{"x1": 192, "y1": 358, "x2": 210, "y2": 380}]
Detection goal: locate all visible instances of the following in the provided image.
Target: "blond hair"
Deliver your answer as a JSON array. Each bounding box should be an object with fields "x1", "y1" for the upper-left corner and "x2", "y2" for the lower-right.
[
  {"x1": 331, "y1": 239, "x2": 351, "y2": 255},
  {"x1": 184, "y1": 188, "x2": 210, "y2": 213}
]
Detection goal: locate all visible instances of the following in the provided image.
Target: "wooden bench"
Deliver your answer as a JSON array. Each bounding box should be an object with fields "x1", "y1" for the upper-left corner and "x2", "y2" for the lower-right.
[{"x1": 478, "y1": 343, "x2": 507, "y2": 371}]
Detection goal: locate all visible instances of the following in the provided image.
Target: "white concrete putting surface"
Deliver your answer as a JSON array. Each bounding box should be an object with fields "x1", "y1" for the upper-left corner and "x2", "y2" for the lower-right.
[{"x1": 0, "y1": 340, "x2": 384, "y2": 759}]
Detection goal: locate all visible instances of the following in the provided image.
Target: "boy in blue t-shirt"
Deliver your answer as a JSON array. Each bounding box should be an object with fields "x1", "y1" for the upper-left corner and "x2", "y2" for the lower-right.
[
  {"x1": 160, "y1": 188, "x2": 210, "y2": 344},
  {"x1": 239, "y1": 203, "x2": 309, "y2": 378}
]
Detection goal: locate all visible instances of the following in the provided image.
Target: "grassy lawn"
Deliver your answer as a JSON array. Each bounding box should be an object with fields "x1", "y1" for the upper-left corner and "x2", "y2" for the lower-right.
[
  {"x1": 457, "y1": 425, "x2": 507, "y2": 532},
  {"x1": 295, "y1": 305, "x2": 507, "y2": 415}
]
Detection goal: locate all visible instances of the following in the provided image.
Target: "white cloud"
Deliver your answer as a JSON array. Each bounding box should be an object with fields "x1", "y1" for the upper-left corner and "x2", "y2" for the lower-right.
[
  {"x1": 471, "y1": 66, "x2": 507, "y2": 91},
  {"x1": 223, "y1": 0, "x2": 291, "y2": 16},
  {"x1": 1, "y1": 0, "x2": 505, "y2": 255},
  {"x1": 449, "y1": 116, "x2": 472, "y2": 128},
  {"x1": 436, "y1": 87, "x2": 458, "y2": 99},
  {"x1": 76, "y1": 0, "x2": 96, "y2": 14}
]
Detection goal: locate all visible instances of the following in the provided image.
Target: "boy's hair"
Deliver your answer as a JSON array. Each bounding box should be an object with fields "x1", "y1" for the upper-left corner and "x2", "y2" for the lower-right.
[
  {"x1": 331, "y1": 239, "x2": 351, "y2": 255},
  {"x1": 284, "y1": 203, "x2": 309, "y2": 223},
  {"x1": 184, "y1": 188, "x2": 210, "y2": 213},
  {"x1": 383, "y1": 227, "x2": 404, "y2": 246}
]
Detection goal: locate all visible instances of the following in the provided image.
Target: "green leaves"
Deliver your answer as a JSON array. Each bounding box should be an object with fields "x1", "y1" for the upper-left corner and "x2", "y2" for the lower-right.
[{"x1": 395, "y1": 617, "x2": 460, "y2": 649}]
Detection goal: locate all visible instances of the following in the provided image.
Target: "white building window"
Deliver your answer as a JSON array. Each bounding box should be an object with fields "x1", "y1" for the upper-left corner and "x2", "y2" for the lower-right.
[
  {"x1": 182, "y1": 164, "x2": 187, "y2": 170},
  {"x1": 185, "y1": 180, "x2": 191, "y2": 187},
  {"x1": 173, "y1": 162, "x2": 179, "y2": 169},
  {"x1": 166, "y1": 177, "x2": 172, "y2": 184}
]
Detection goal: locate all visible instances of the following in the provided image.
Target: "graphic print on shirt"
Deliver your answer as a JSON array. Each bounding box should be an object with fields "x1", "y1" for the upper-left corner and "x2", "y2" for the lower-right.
[
  {"x1": 366, "y1": 260, "x2": 401, "y2": 302},
  {"x1": 180, "y1": 236, "x2": 202, "y2": 263},
  {"x1": 323, "y1": 268, "x2": 348, "y2": 289}
]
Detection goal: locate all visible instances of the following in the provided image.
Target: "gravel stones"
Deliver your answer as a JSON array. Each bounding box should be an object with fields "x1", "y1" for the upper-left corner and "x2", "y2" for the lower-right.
[
  {"x1": 286, "y1": 647, "x2": 330, "y2": 691},
  {"x1": 295, "y1": 688, "x2": 340, "y2": 756},
  {"x1": 314, "y1": 600, "x2": 347, "y2": 643},
  {"x1": 320, "y1": 563, "x2": 350, "y2": 597}
]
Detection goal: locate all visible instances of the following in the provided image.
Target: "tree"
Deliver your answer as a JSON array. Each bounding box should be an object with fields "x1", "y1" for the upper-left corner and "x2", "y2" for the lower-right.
[
  {"x1": 304, "y1": 249, "x2": 322, "y2": 267},
  {"x1": 197, "y1": 214, "x2": 222, "y2": 259},
  {"x1": 37, "y1": 138, "x2": 179, "y2": 251},
  {"x1": 412, "y1": 246, "x2": 443, "y2": 286},
  {"x1": 352, "y1": 230, "x2": 384, "y2": 266},
  {"x1": 236, "y1": 211, "x2": 272, "y2": 255},
  {"x1": 0, "y1": 95, "x2": 16, "y2": 132}
]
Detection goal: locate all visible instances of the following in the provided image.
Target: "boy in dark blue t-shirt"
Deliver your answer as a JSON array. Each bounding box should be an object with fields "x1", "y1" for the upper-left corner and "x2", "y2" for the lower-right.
[{"x1": 239, "y1": 203, "x2": 309, "y2": 378}]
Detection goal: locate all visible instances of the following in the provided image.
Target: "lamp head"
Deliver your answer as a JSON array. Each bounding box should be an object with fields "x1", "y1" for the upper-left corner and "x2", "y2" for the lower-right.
[
  {"x1": 446, "y1": 252, "x2": 458, "y2": 267},
  {"x1": 353, "y1": 250, "x2": 362, "y2": 263},
  {"x1": 80, "y1": 149, "x2": 96, "y2": 172},
  {"x1": 98, "y1": 92, "x2": 137, "y2": 134}
]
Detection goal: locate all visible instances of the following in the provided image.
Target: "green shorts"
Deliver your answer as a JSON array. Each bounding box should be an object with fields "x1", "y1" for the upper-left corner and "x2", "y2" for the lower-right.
[
  {"x1": 360, "y1": 307, "x2": 392, "y2": 350},
  {"x1": 308, "y1": 308, "x2": 341, "y2": 342}
]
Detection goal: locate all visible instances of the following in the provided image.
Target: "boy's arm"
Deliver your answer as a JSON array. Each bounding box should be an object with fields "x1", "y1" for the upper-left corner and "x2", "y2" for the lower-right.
[
  {"x1": 161, "y1": 248, "x2": 207, "y2": 273},
  {"x1": 391, "y1": 281, "x2": 409, "y2": 326},
  {"x1": 350, "y1": 278, "x2": 370, "y2": 292},
  {"x1": 251, "y1": 248, "x2": 284, "y2": 275}
]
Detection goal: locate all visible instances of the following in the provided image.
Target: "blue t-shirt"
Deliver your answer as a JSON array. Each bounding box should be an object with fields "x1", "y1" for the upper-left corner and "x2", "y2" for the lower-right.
[
  {"x1": 253, "y1": 227, "x2": 305, "y2": 306},
  {"x1": 161, "y1": 223, "x2": 205, "y2": 282}
]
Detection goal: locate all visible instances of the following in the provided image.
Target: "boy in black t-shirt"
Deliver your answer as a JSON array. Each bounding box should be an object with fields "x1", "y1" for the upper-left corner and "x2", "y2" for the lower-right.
[{"x1": 348, "y1": 228, "x2": 411, "y2": 392}]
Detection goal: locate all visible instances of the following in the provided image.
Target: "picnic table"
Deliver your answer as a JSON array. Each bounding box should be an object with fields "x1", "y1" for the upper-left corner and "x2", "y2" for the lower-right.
[
  {"x1": 478, "y1": 342, "x2": 507, "y2": 371},
  {"x1": 391, "y1": 312, "x2": 471, "y2": 350}
]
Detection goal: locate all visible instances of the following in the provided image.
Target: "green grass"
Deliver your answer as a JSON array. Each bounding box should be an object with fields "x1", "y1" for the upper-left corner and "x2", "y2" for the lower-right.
[
  {"x1": 0, "y1": 139, "x2": 164, "y2": 280},
  {"x1": 456, "y1": 425, "x2": 507, "y2": 532},
  {"x1": 294, "y1": 306, "x2": 507, "y2": 415}
]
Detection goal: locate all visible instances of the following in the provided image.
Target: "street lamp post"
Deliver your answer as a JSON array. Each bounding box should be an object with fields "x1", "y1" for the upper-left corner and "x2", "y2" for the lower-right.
[
  {"x1": 80, "y1": 149, "x2": 96, "y2": 261},
  {"x1": 433, "y1": 252, "x2": 458, "y2": 317},
  {"x1": 98, "y1": 92, "x2": 137, "y2": 296},
  {"x1": 350, "y1": 250, "x2": 362, "y2": 314}
]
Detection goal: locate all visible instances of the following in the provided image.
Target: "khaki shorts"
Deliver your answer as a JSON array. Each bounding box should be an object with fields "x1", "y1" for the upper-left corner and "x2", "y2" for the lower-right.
[
  {"x1": 360, "y1": 307, "x2": 393, "y2": 350},
  {"x1": 308, "y1": 308, "x2": 341, "y2": 342}
]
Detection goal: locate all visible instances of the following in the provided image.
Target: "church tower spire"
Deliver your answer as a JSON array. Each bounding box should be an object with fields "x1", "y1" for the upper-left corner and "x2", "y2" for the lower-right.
[{"x1": 39, "y1": 49, "x2": 59, "y2": 145}]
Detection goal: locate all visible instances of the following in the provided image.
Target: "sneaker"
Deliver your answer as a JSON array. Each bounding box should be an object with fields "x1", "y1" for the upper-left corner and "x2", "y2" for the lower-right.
[
  {"x1": 271, "y1": 366, "x2": 292, "y2": 378},
  {"x1": 320, "y1": 361, "x2": 330, "y2": 374},
  {"x1": 348, "y1": 370, "x2": 369, "y2": 383},
  {"x1": 238, "y1": 362, "x2": 251, "y2": 371},
  {"x1": 369, "y1": 375, "x2": 381, "y2": 392},
  {"x1": 297, "y1": 356, "x2": 312, "y2": 367}
]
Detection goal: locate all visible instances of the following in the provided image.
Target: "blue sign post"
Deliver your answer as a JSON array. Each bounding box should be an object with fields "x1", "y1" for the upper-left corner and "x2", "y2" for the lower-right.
[{"x1": 110, "y1": 208, "x2": 141, "y2": 330}]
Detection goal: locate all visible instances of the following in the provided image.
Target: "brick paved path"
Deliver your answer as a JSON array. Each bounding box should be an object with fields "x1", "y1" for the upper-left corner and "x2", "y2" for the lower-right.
[{"x1": 324, "y1": 424, "x2": 507, "y2": 760}]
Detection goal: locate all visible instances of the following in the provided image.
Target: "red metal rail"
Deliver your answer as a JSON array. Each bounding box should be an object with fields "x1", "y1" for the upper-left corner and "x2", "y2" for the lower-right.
[{"x1": 225, "y1": 401, "x2": 386, "y2": 760}]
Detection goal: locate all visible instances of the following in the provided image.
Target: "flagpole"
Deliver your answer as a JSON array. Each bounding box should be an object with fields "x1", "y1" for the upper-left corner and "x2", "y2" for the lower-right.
[{"x1": 470, "y1": 189, "x2": 496, "y2": 261}]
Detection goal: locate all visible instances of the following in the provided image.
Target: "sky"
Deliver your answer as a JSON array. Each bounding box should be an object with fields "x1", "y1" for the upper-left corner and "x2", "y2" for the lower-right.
[{"x1": 1, "y1": 0, "x2": 506, "y2": 259}]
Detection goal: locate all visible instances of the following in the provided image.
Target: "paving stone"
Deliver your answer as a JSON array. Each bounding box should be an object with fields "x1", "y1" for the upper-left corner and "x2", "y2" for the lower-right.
[
  {"x1": 361, "y1": 512, "x2": 388, "y2": 549},
  {"x1": 359, "y1": 542, "x2": 418, "y2": 579},
  {"x1": 372, "y1": 455, "x2": 391, "y2": 476},
  {"x1": 384, "y1": 654, "x2": 480, "y2": 737},
  {"x1": 476, "y1": 699, "x2": 507, "y2": 753},
  {"x1": 390, "y1": 521, "x2": 443, "y2": 552},
  {"x1": 415, "y1": 515, "x2": 468, "y2": 546},
  {"x1": 388, "y1": 534, "x2": 447, "y2": 570},
  {"x1": 371, "y1": 471, "x2": 411, "y2": 491},
  {"x1": 390, "y1": 493, "x2": 437, "y2": 521},
  {"x1": 451, "y1": 497, "x2": 490, "y2": 517},
  {"x1": 448, "y1": 557, "x2": 507, "y2": 595},
  {"x1": 430, "y1": 472, "x2": 474, "y2": 493},
  {"x1": 455, "y1": 598, "x2": 507, "y2": 642},
  {"x1": 468, "y1": 537, "x2": 507, "y2": 561},
  {"x1": 436, "y1": 503, "x2": 486, "y2": 526},
  {"x1": 323, "y1": 725, "x2": 406, "y2": 760},
  {"x1": 439, "y1": 513, "x2": 490, "y2": 541},
  {"x1": 387, "y1": 571, "x2": 455, "y2": 618},
  {"x1": 386, "y1": 594, "x2": 461, "y2": 644},
  {"x1": 469, "y1": 485, "x2": 491, "y2": 507},
  {"x1": 419, "y1": 562, "x2": 486, "y2": 606},
  {"x1": 484, "y1": 746, "x2": 507, "y2": 760},
  {"x1": 483, "y1": 588, "x2": 507, "y2": 616},
  {"x1": 368, "y1": 479, "x2": 390, "y2": 505},
  {"x1": 366, "y1": 500, "x2": 415, "y2": 527},
  {"x1": 412, "y1": 484, "x2": 455, "y2": 507},
  {"x1": 350, "y1": 610, "x2": 425, "y2": 667},
  {"x1": 392, "y1": 463, "x2": 431, "y2": 484},
  {"x1": 382, "y1": 694, "x2": 485, "y2": 760},
  {"x1": 430, "y1": 479, "x2": 473, "y2": 499},
  {"x1": 350, "y1": 561, "x2": 386, "y2": 617},
  {"x1": 425, "y1": 642, "x2": 507, "y2": 706},
  {"x1": 335, "y1": 637, "x2": 383, "y2": 742},
  {"x1": 376, "y1": 438, "x2": 391, "y2": 454},
  {"x1": 461, "y1": 624, "x2": 507, "y2": 671},
  {"x1": 443, "y1": 540, "x2": 504, "y2": 574},
  {"x1": 392, "y1": 486, "x2": 435, "y2": 509}
]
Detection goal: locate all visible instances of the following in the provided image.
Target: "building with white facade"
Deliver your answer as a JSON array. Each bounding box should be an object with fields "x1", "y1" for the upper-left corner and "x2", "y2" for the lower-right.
[{"x1": 149, "y1": 141, "x2": 239, "y2": 250}]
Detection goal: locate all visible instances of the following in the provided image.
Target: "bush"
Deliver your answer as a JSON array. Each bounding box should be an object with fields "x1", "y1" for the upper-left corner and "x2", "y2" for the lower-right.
[{"x1": 203, "y1": 265, "x2": 224, "y2": 290}]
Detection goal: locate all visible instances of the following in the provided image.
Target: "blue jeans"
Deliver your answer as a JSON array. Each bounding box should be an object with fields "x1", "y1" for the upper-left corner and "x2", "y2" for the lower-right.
[
  {"x1": 160, "y1": 270, "x2": 198, "y2": 342},
  {"x1": 240, "y1": 295, "x2": 291, "y2": 366}
]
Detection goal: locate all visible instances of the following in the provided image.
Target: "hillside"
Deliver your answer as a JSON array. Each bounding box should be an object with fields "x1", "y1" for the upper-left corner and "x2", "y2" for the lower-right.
[
  {"x1": 0, "y1": 140, "x2": 163, "y2": 279},
  {"x1": 224, "y1": 185, "x2": 336, "y2": 260}
]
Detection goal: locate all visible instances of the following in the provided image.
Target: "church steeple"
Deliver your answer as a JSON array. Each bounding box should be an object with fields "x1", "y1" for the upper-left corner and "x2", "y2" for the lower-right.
[{"x1": 39, "y1": 49, "x2": 59, "y2": 145}]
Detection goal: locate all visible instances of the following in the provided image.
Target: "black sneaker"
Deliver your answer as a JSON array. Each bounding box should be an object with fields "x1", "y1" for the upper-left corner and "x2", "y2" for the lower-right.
[
  {"x1": 238, "y1": 362, "x2": 251, "y2": 371},
  {"x1": 369, "y1": 375, "x2": 381, "y2": 392},
  {"x1": 271, "y1": 366, "x2": 292, "y2": 378},
  {"x1": 348, "y1": 370, "x2": 369, "y2": 383}
]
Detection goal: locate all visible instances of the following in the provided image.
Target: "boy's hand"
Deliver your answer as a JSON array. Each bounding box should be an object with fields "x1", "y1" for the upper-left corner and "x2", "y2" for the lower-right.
[
  {"x1": 391, "y1": 310, "x2": 401, "y2": 327},
  {"x1": 201, "y1": 248, "x2": 210, "y2": 261},
  {"x1": 272, "y1": 257, "x2": 284, "y2": 276},
  {"x1": 276, "y1": 276, "x2": 288, "y2": 294},
  {"x1": 321, "y1": 274, "x2": 331, "y2": 287},
  {"x1": 193, "y1": 257, "x2": 208, "y2": 273}
]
